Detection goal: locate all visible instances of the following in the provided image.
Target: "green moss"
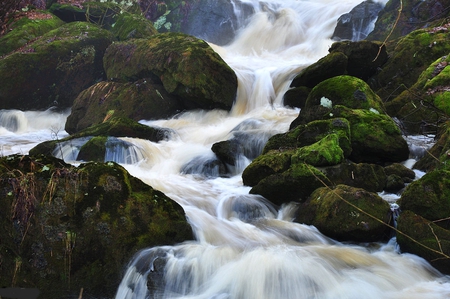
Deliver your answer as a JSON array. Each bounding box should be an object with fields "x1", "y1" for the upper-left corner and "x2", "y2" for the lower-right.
[
  {"x1": 0, "y1": 11, "x2": 64, "y2": 56},
  {"x1": 77, "y1": 136, "x2": 108, "y2": 162},
  {"x1": 292, "y1": 134, "x2": 344, "y2": 167},
  {"x1": 111, "y1": 11, "x2": 158, "y2": 40}
]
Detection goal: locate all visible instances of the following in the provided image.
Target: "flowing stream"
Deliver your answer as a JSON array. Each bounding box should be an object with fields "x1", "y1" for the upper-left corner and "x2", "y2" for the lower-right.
[{"x1": 1, "y1": 0, "x2": 450, "y2": 298}]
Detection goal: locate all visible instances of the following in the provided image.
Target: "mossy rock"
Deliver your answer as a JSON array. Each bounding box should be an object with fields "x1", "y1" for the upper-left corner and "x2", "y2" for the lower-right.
[
  {"x1": 283, "y1": 86, "x2": 310, "y2": 109},
  {"x1": 242, "y1": 149, "x2": 294, "y2": 187},
  {"x1": 326, "y1": 105, "x2": 409, "y2": 163},
  {"x1": 111, "y1": 11, "x2": 158, "y2": 41},
  {"x1": 414, "y1": 122, "x2": 450, "y2": 172},
  {"x1": 290, "y1": 51, "x2": 348, "y2": 89},
  {"x1": 295, "y1": 185, "x2": 391, "y2": 242},
  {"x1": 322, "y1": 161, "x2": 386, "y2": 193},
  {"x1": 264, "y1": 118, "x2": 351, "y2": 155},
  {"x1": 398, "y1": 169, "x2": 450, "y2": 227},
  {"x1": 291, "y1": 134, "x2": 346, "y2": 167},
  {"x1": 384, "y1": 163, "x2": 415, "y2": 181},
  {"x1": 249, "y1": 163, "x2": 331, "y2": 206},
  {"x1": 290, "y1": 75, "x2": 385, "y2": 127},
  {"x1": 0, "y1": 22, "x2": 115, "y2": 110},
  {"x1": 65, "y1": 79, "x2": 183, "y2": 133},
  {"x1": 397, "y1": 210, "x2": 450, "y2": 274},
  {"x1": 372, "y1": 26, "x2": 450, "y2": 103},
  {"x1": 0, "y1": 154, "x2": 193, "y2": 298},
  {"x1": 328, "y1": 40, "x2": 388, "y2": 81},
  {"x1": 385, "y1": 55, "x2": 450, "y2": 134},
  {"x1": 76, "y1": 136, "x2": 108, "y2": 162},
  {"x1": 0, "y1": 10, "x2": 64, "y2": 56},
  {"x1": 48, "y1": 3, "x2": 87, "y2": 22},
  {"x1": 103, "y1": 32, "x2": 237, "y2": 110}
]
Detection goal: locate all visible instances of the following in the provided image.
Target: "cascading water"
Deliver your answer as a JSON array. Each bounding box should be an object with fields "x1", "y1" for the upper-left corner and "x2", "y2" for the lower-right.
[{"x1": 1, "y1": 0, "x2": 450, "y2": 298}]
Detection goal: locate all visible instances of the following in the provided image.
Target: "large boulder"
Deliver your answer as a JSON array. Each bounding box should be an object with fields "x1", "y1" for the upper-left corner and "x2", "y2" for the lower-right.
[
  {"x1": 397, "y1": 210, "x2": 450, "y2": 274},
  {"x1": 295, "y1": 185, "x2": 391, "y2": 242},
  {"x1": 0, "y1": 154, "x2": 193, "y2": 298},
  {"x1": 398, "y1": 168, "x2": 450, "y2": 227},
  {"x1": 65, "y1": 79, "x2": 183, "y2": 133},
  {"x1": 103, "y1": 32, "x2": 238, "y2": 110},
  {"x1": 0, "y1": 22, "x2": 115, "y2": 110},
  {"x1": 332, "y1": 0, "x2": 384, "y2": 41},
  {"x1": 0, "y1": 10, "x2": 64, "y2": 57},
  {"x1": 249, "y1": 163, "x2": 331, "y2": 206},
  {"x1": 290, "y1": 75, "x2": 385, "y2": 127}
]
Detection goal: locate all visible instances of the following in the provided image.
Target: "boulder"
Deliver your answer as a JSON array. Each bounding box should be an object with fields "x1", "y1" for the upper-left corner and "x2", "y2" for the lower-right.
[
  {"x1": 398, "y1": 169, "x2": 450, "y2": 227},
  {"x1": 397, "y1": 210, "x2": 450, "y2": 274},
  {"x1": 290, "y1": 75, "x2": 385, "y2": 127},
  {"x1": 332, "y1": 1, "x2": 384, "y2": 41},
  {"x1": 323, "y1": 106, "x2": 409, "y2": 163},
  {"x1": 249, "y1": 163, "x2": 331, "y2": 206},
  {"x1": 295, "y1": 185, "x2": 391, "y2": 242},
  {"x1": 0, "y1": 10, "x2": 64, "y2": 57},
  {"x1": 103, "y1": 32, "x2": 237, "y2": 110},
  {"x1": 65, "y1": 79, "x2": 183, "y2": 133},
  {"x1": 0, "y1": 22, "x2": 115, "y2": 110},
  {"x1": 0, "y1": 154, "x2": 193, "y2": 298},
  {"x1": 323, "y1": 161, "x2": 386, "y2": 193}
]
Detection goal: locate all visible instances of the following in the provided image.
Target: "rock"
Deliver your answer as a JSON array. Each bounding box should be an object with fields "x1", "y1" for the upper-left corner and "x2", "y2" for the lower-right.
[
  {"x1": 383, "y1": 163, "x2": 416, "y2": 193},
  {"x1": 103, "y1": 32, "x2": 237, "y2": 110},
  {"x1": 295, "y1": 185, "x2": 391, "y2": 242},
  {"x1": 0, "y1": 154, "x2": 193, "y2": 298},
  {"x1": 249, "y1": 163, "x2": 331, "y2": 206},
  {"x1": 325, "y1": 105, "x2": 409, "y2": 163},
  {"x1": 290, "y1": 75, "x2": 385, "y2": 127},
  {"x1": 328, "y1": 40, "x2": 388, "y2": 81},
  {"x1": 283, "y1": 86, "x2": 310, "y2": 109},
  {"x1": 0, "y1": 22, "x2": 115, "y2": 110},
  {"x1": 398, "y1": 168, "x2": 450, "y2": 227},
  {"x1": 0, "y1": 10, "x2": 64, "y2": 57},
  {"x1": 111, "y1": 11, "x2": 158, "y2": 41},
  {"x1": 242, "y1": 149, "x2": 294, "y2": 187},
  {"x1": 290, "y1": 52, "x2": 348, "y2": 89},
  {"x1": 397, "y1": 210, "x2": 450, "y2": 275},
  {"x1": 48, "y1": 3, "x2": 87, "y2": 23},
  {"x1": 180, "y1": 155, "x2": 228, "y2": 178},
  {"x1": 332, "y1": 0, "x2": 384, "y2": 41},
  {"x1": 323, "y1": 161, "x2": 386, "y2": 193},
  {"x1": 290, "y1": 134, "x2": 346, "y2": 167},
  {"x1": 385, "y1": 54, "x2": 450, "y2": 134},
  {"x1": 371, "y1": 26, "x2": 450, "y2": 110},
  {"x1": 414, "y1": 122, "x2": 450, "y2": 172},
  {"x1": 385, "y1": 174, "x2": 405, "y2": 193},
  {"x1": 65, "y1": 79, "x2": 183, "y2": 133}
]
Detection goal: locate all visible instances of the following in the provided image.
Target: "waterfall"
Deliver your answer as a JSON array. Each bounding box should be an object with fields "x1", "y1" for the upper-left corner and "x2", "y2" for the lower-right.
[{"x1": 112, "y1": 1, "x2": 450, "y2": 299}]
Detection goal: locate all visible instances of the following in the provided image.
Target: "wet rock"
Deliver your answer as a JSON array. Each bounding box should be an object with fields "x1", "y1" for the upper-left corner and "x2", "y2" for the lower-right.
[
  {"x1": 295, "y1": 184, "x2": 391, "y2": 242},
  {"x1": 103, "y1": 32, "x2": 237, "y2": 111},
  {"x1": 397, "y1": 210, "x2": 450, "y2": 274},
  {"x1": 398, "y1": 168, "x2": 450, "y2": 228},
  {"x1": 323, "y1": 161, "x2": 386, "y2": 193},
  {"x1": 0, "y1": 154, "x2": 193, "y2": 298},
  {"x1": 290, "y1": 75, "x2": 385, "y2": 127},
  {"x1": 249, "y1": 163, "x2": 331, "y2": 206},
  {"x1": 0, "y1": 22, "x2": 115, "y2": 110},
  {"x1": 414, "y1": 122, "x2": 450, "y2": 172},
  {"x1": 332, "y1": 1, "x2": 384, "y2": 41}
]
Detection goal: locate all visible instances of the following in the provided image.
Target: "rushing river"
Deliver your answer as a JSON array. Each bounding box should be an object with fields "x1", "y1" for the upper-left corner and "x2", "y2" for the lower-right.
[{"x1": 1, "y1": 0, "x2": 450, "y2": 298}]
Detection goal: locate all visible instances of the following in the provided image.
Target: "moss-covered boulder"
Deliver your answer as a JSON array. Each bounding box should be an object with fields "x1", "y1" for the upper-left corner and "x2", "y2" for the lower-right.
[
  {"x1": 65, "y1": 79, "x2": 183, "y2": 133},
  {"x1": 0, "y1": 154, "x2": 193, "y2": 298},
  {"x1": 111, "y1": 11, "x2": 158, "y2": 41},
  {"x1": 414, "y1": 122, "x2": 450, "y2": 172},
  {"x1": 290, "y1": 75, "x2": 385, "y2": 127},
  {"x1": 291, "y1": 134, "x2": 346, "y2": 167},
  {"x1": 103, "y1": 32, "x2": 237, "y2": 110},
  {"x1": 397, "y1": 169, "x2": 450, "y2": 227},
  {"x1": 326, "y1": 106, "x2": 409, "y2": 163},
  {"x1": 385, "y1": 54, "x2": 450, "y2": 134},
  {"x1": 323, "y1": 161, "x2": 386, "y2": 193},
  {"x1": 0, "y1": 22, "x2": 115, "y2": 110},
  {"x1": 295, "y1": 185, "x2": 391, "y2": 242},
  {"x1": 372, "y1": 25, "x2": 450, "y2": 105},
  {"x1": 0, "y1": 10, "x2": 64, "y2": 57},
  {"x1": 397, "y1": 210, "x2": 450, "y2": 274},
  {"x1": 249, "y1": 163, "x2": 331, "y2": 206}
]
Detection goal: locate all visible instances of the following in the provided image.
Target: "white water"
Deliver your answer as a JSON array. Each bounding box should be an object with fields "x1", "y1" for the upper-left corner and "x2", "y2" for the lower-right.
[{"x1": 1, "y1": 0, "x2": 450, "y2": 298}]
